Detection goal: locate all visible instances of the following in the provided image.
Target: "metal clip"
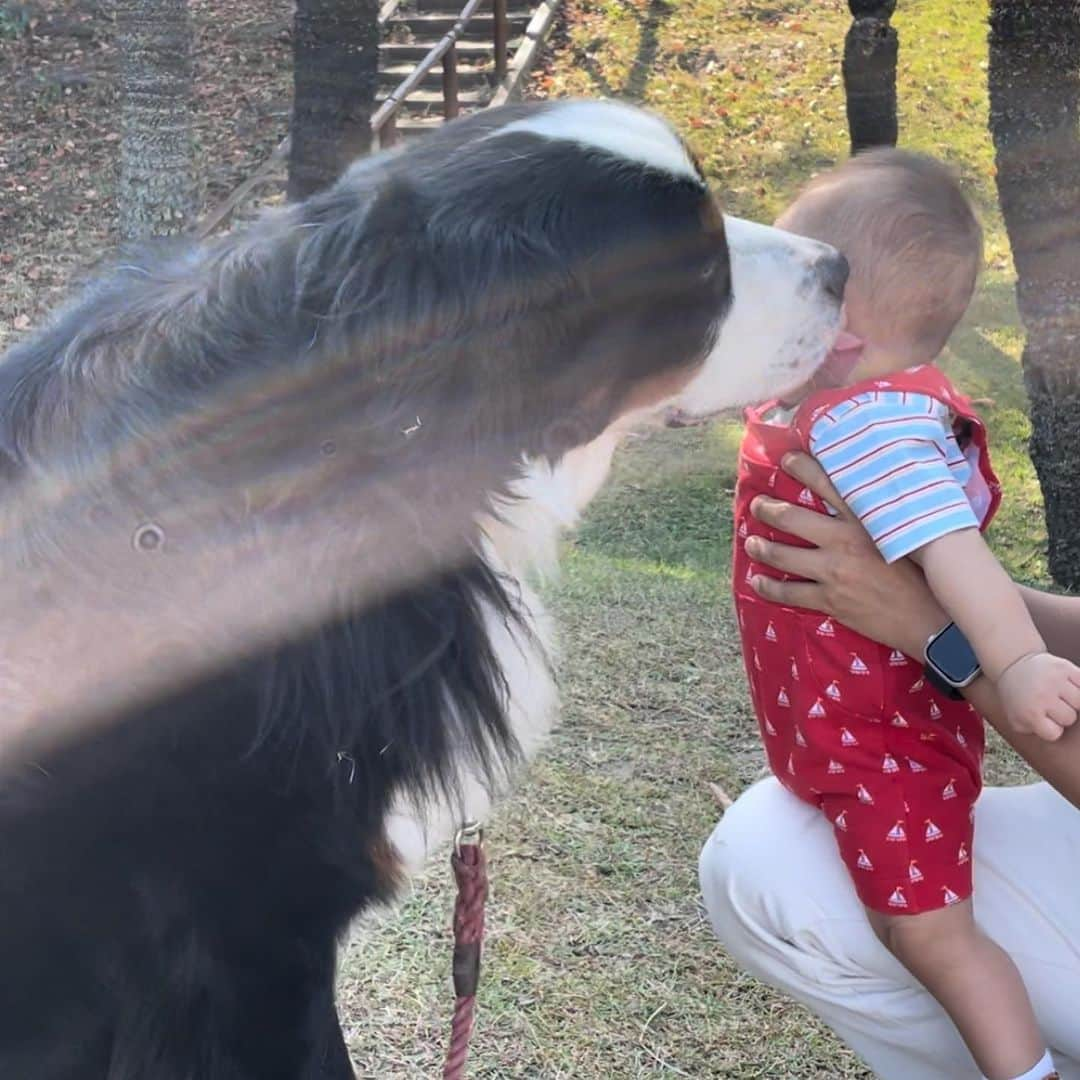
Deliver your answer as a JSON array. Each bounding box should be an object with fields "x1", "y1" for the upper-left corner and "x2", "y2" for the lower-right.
[{"x1": 454, "y1": 820, "x2": 484, "y2": 856}]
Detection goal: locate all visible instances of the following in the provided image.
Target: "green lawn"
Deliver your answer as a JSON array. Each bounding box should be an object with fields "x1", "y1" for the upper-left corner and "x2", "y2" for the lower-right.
[{"x1": 342, "y1": 1, "x2": 1043, "y2": 1075}]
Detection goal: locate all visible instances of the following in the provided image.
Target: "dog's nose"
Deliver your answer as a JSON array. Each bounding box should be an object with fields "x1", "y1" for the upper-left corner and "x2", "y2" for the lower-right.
[{"x1": 814, "y1": 252, "x2": 850, "y2": 303}]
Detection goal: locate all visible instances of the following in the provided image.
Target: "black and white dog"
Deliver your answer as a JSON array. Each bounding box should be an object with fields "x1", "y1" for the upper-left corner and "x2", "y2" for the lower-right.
[{"x1": 0, "y1": 100, "x2": 845, "y2": 1078}]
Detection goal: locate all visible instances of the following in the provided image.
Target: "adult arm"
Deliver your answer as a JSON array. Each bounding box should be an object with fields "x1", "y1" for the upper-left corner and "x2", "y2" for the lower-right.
[
  {"x1": 745, "y1": 451, "x2": 1080, "y2": 810},
  {"x1": 1018, "y1": 585, "x2": 1080, "y2": 667}
]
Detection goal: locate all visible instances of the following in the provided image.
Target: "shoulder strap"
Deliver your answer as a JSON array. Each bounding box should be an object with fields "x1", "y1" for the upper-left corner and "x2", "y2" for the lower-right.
[{"x1": 792, "y1": 365, "x2": 977, "y2": 442}]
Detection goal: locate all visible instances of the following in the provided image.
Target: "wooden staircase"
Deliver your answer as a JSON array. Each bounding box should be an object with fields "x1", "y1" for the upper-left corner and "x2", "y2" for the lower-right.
[
  {"x1": 376, "y1": 0, "x2": 531, "y2": 141},
  {"x1": 195, "y1": 0, "x2": 557, "y2": 236}
]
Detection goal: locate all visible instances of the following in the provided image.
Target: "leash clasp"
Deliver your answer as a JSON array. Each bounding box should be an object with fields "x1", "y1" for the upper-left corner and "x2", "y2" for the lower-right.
[{"x1": 454, "y1": 820, "x2": 484, "y2": 856}]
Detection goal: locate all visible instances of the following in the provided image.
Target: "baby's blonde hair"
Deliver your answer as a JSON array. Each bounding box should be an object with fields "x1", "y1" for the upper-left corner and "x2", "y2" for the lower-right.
[{"x1": 776, "y1": 149, "x2": 983, "y2": 359}]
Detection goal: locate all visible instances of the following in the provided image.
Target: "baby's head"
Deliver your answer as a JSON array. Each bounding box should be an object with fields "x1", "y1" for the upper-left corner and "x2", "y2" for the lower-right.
[{"x1": 777, "y1": 148, "x2": 983, "y2": 383}]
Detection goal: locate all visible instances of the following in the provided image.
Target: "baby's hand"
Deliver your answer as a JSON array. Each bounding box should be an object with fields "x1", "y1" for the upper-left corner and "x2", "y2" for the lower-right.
[{"x1": 997, "y1": 652, "x2": 1080, "y2": 741}]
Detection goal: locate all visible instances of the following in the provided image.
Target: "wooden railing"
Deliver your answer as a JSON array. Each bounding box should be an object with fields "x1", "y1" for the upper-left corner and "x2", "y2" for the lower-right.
[
  {"x1": 373, "y1": 0, "x2": 509, "y2": 149},
  {"x1": 195, "y1": 0, "x2": 511, "y2": 236}
]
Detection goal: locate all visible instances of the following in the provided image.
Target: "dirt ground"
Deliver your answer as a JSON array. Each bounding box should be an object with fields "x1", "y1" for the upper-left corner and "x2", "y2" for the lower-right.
[{"x1": 0, "y1": 0, "x2": 293, "y2": 344}]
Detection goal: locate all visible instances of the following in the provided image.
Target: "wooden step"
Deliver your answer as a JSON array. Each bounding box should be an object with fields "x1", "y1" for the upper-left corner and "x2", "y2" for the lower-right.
[
  {"x1": 375, "y1": 87, "x2": 488, "y2": 113},
  {"x1": 389, "y1": 114, "x2": 453, "y2": 137},
  {"x1": 379, "y1": 61, "x2": 494, "y2": 90},
  {"x1": 380, "y1": 37, "x2": 518, "y2": 62},
  {"x1": 381, "y1": 111, "x2": 483, "y2": 144},
  {"x1": 385, "y1": 10, "x2": 530, "y2": 39},
  {"x1": 407, "y1": 0, "x2": 496, "y2": 12}
]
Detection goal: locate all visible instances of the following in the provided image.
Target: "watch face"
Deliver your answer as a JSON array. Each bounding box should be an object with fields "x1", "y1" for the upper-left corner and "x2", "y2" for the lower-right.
[{"x1": 929, "y1": 624, "x2": 980, "y2": 684}]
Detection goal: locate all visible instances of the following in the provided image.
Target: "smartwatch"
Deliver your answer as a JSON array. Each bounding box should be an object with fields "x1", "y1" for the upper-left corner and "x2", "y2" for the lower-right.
[{"x1": 923, "y1": 622, "x2": 981, "y2": 700}]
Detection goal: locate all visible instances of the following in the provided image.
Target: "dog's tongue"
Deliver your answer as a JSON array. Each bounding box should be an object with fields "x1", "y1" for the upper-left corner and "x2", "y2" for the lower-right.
[
  {"x1": 830, "y1": 329, "x2": 864, "y2": 353},
  {"x1": 778, "y1": 329, "x2": 865, "y2": 408},
  {"x1": 813, "y1": 329, "x2": 865, "y2": 389}
]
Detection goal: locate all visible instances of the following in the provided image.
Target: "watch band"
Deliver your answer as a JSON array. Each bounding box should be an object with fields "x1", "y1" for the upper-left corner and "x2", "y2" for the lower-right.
[{"x1": 922, "y1": 660, "x2": 964, "y2": 701}]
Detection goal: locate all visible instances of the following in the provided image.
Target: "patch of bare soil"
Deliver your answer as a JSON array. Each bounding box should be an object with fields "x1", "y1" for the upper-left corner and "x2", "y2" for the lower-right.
[{"x1": 0, "y1": 0, "x2": 294, "y2": 345}]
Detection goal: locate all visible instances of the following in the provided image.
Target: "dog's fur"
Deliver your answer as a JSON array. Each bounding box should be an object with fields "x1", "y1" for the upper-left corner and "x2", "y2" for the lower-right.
[{"x1": 0, "y1": 101, "x2": 845, "y2": 1078}]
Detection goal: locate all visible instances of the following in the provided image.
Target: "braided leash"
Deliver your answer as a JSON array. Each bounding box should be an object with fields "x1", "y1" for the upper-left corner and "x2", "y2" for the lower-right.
[{"x1": 442, "y1": 822, "x2": 488, "y2": 1080}]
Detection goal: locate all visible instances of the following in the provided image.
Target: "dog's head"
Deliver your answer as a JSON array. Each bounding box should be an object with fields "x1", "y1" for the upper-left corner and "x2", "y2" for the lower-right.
[
  {"x1": 343, "y1": 99, "x2": 847, "y2": 460},
  {"x1": 4, "y1": 98, "x2": 844, "y2": 496}
]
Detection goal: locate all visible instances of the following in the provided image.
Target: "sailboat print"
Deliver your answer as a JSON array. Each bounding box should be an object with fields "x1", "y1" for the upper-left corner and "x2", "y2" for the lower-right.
[{"x1": 849, "y1": 654, "x2": 870, "y2": 675}]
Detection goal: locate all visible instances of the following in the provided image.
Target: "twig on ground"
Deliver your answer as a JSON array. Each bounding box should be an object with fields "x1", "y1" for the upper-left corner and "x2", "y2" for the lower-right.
[{"x1": 707, "y1": 782, "x2": 734, "y2": 811}]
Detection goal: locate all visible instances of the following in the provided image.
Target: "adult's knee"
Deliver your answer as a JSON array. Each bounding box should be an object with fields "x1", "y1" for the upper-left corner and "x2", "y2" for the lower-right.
[{"x1": 698, "y1": 778, "x2": 832, "y2": 962}]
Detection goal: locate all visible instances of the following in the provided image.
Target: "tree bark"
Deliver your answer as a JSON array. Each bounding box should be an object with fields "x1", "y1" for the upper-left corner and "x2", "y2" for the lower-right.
[
  {"x1": 114, "y1": 0, "x2": 197, "y2": 240},
  {"x1": 843, "y1": 0, "x2": 899, "y2": 154},
  {"x1": 288, "y1": 0, "x2": 381, "y2": 201},
  {"x1": 989, "y1": 1, "x2": 1080, "y2": 588}
]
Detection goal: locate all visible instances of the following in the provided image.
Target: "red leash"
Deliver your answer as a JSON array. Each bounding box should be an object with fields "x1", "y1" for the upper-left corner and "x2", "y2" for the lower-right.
[{"x1": 442, "y1": 822, "x2": 488, "y2": 1080}]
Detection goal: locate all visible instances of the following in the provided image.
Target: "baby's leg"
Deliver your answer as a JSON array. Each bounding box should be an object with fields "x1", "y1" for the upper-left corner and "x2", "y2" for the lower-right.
[{"x1": 868, "y1": 900, "x2": 1050, "y2": 1080}]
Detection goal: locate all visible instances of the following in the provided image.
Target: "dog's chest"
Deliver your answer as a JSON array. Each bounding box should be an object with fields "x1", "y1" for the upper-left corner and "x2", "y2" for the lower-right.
[
  {"x1": 384, "y1": 438, "x2": 620, "y2": 876},
  {"x1": 384, "y1": 575, "x2": 558, "y2": 874}
]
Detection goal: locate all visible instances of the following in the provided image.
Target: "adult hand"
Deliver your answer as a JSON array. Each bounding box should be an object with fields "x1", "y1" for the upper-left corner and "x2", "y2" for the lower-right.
[{"x1": 745, "y1": 452, "x2": 946, "y2": 659}]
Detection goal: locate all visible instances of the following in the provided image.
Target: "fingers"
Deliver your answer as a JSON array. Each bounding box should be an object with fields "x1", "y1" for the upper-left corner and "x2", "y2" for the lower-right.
[
  {"x1": 750, "y1": 575, "x2": 825, "y2": 612},
  {"x1": 1030, "y1": 715, "x2": 1066, "y2": 742},
  {"x1": 1060, "y1": 678, "x2": 1080, "y2": 718},
  {"x1": 750, "y1": 494, "x2": 853, "y2": 549},
  {"x1": 1046, "y1": 698, "x2": 1077, "y2": 732},
  {"x1": 779, "y1": 452, "x2": 855, "y2": 521},
  {"x1": 745, "y1": 533, "x2": 829, "y2": 579}
]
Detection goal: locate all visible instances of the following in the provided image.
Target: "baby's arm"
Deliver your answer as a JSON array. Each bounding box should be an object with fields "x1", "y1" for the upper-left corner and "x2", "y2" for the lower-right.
[
  {"x1": 912, "y1": 530, "x2": 1080, "y2": 740},
  {"x1": 808, "y1": 391, "x2": 1080, "y2": 740}
]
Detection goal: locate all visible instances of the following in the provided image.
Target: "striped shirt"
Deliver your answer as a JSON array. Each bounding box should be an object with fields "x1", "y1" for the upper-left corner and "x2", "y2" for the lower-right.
[{"x1": 808, "y1": 389, "x2": 980, "y2": 564}]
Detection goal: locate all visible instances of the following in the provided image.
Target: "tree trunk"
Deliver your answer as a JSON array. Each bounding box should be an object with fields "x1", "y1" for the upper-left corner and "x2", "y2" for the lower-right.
[
  {"x1": 989, "y1": 1, "x2": 1080, "y2": 588},
  {"x1": 114, "y1": 0, "x2": 197, "y2": 240},
  {"x1": 842, "y1": 0, "x2": 899, "y2": 154},
  {"x1": 288, "y1": 0, "x2": 381, "y2": 201}
]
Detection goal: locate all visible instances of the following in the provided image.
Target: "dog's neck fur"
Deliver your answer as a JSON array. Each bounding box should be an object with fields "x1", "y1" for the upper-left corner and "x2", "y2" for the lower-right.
[{"x1": 483, "y1": 410, "x2": 658, "y2": 583}]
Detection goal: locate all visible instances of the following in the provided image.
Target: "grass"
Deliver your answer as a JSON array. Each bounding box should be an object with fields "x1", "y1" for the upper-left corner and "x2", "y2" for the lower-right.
[{"x1": 340, "y1": 1, "x2": 1048, "y2": 1076}]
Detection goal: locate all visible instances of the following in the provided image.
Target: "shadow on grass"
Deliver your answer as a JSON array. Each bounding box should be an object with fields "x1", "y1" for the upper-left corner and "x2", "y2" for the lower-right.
[
  {"x1": 575, "y1": 0, "x2": 674, "y2": 103},
  {"x1": 622, "y1": 0, "x2": 669, "y2": 101},
  {"x1": 574, "y1": 425, "x2": 740, "y2": 575}
]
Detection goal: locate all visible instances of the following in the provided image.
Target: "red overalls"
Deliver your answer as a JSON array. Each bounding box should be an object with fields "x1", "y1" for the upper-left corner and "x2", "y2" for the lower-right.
[{"x1": 732, "y1": 366, "x2": 1002, "y2": 914}]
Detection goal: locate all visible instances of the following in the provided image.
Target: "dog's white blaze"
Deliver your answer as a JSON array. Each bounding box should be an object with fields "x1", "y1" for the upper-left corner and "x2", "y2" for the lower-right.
[
  {"x1": 675, "y1": 215, "x2": 845, "y2": 416},
  {"x1": 384, "y1": 431, "x2": 624, "y2": 873},
  {"x1": 491, "y1": 100, "x2": 702, "y2": 184}
]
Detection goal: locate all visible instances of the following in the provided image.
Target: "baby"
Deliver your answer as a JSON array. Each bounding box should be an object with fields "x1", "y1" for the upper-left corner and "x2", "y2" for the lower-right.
[{"x1": 732, "y1": 149, "x2": 1079, "y2": 1080}]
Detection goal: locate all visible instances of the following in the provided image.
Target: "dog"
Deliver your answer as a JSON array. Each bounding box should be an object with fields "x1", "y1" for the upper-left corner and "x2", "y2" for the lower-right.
[{"x1": 0, "y1": 99, "x2": 846, "y2": 1078}]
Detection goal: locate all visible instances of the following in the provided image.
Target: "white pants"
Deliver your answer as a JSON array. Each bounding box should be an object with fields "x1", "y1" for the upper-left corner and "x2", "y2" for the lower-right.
[{"x1": 699, "y1": 779, "x2": 1080, "y2": 1079}]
